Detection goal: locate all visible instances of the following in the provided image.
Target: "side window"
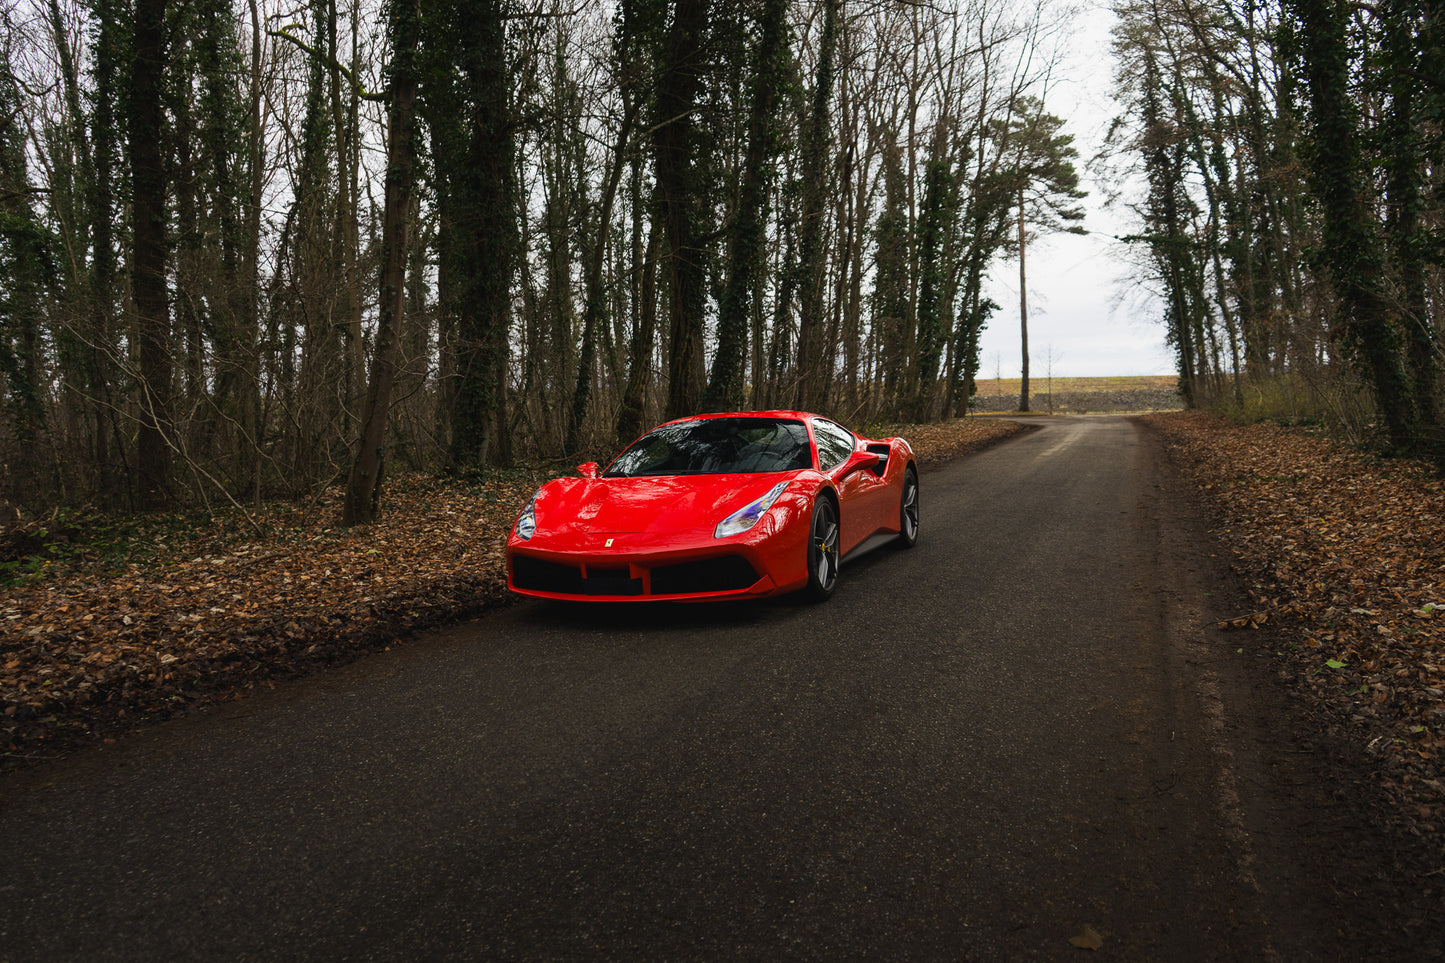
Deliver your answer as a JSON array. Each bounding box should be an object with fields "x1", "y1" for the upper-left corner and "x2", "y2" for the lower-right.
[{"x1": 813, "y1": 419, "x2": 856, "y2": 472}]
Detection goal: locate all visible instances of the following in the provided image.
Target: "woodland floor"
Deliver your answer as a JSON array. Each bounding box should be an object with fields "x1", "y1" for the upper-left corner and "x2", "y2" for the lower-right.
[{"x1": 2, "y1": 412, "x2": 1442, "y2": 872}]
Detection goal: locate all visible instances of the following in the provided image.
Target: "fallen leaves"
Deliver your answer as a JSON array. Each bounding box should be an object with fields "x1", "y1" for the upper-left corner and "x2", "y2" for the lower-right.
[
  {"x1": 1215, "y1": 603, "x2": 1304, "y2": 630},
  {"x1": 1143, "y1": 412, "x2": 1445, "y2": 840},
  {"x1": 1069, "y1": 926, "x2": 1105, "y2": 950},
  {"x1": 0, "y1": 419, "x2": 1029, "y2": 769},
  {"x1": 0, "y1": 473, "x2": 544, "y2": 766}
]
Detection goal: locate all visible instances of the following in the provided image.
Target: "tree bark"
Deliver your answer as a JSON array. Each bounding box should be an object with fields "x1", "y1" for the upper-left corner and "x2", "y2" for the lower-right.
[
  {"x1": 343, "y1": 0, "x2": 420, "y2": 525},
  {"x1": 567, "y1": 95, "x2": 641, "y2": 454},
  {"x1": 616, "y1": 224, "x2": 661, "y2": 447},
  {"x1": 1017, "y1": 190, "x2": 1030, "y2": 413},
  {"x1": 128, "y1": 0, "x2": 172, "y2": 509},
  {"x1": 652, "y1": 0, "x2": 709, "y2": 420},
  {"x1": 1291, "y1": 0, "x2": 1418, "y2": 449},
  {"x1": 90, "y1": 0, "x2": 121, "y2": 504},
  {"x1": 450, "y1": 0, "x2": 517, "y2": 468},
  {"x1": 704, "y1": 0, "x2": 787, "y2": 412},
  {"x1": 793, "y1": 0, "x2": 841, "y2": 412},
  {"x1": 244, "y1": 0, "x2": 265, "y2": 501}
]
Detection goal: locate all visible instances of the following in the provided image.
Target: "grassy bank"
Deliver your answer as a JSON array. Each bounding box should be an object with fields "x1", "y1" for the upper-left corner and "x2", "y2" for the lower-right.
[{"x1": 970, "y1": 375, "x2": 1182, "y2": 414}]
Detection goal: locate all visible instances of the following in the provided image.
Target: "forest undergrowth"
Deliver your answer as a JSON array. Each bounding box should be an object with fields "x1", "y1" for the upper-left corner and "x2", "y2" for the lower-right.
[
  {"x1": 0, "y1": 418, "x2": 1026, "y2": 769},
  {"x1": 1144, "y1": 412, "x2": 1444, "y2": 856}
]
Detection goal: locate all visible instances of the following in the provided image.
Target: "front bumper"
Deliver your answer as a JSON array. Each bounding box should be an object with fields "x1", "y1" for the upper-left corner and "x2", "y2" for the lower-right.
[
  {"x1": 508, "y1": 549, "x2": 778, "y2": 601},
  {"x1": 506, "y1": 514, "x2": 810, "y2": 601}
]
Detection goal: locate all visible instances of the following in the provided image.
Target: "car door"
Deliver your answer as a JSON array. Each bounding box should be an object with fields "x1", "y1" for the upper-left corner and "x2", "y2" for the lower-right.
[{"x1": 813, "y1": 419, "x2": 889, "y2": 553}]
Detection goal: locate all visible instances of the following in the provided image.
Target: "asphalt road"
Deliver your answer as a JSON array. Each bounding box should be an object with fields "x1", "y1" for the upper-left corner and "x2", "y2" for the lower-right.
[{"x1": 0, "y1": 416, "x2": 1380, "y2": 959}]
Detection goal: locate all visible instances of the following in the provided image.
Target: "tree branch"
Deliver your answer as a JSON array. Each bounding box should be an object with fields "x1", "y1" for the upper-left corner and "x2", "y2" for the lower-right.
[{"x1": 267, "y1": 25, "x2": 386, "y2": 103}]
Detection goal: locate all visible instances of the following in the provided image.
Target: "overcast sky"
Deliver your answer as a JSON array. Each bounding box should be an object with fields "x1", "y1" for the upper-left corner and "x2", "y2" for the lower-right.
[{"x1": 976, "y1": 3, "x2": 1176, "y2": 380}]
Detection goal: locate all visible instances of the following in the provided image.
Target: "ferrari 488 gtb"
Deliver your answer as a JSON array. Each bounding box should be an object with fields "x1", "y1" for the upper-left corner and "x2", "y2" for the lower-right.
[{"x1": 506, "y1": 412, "x2": 917, "y2": 602}]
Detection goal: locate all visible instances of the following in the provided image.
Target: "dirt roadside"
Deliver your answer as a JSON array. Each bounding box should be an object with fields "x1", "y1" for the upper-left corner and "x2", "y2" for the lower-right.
[{"x1": 1138, "y1": 414, "x2": 1444, "y2": 957}]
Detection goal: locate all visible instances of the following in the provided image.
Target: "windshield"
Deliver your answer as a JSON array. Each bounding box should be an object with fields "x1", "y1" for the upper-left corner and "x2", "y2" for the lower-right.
[{"x1": 604, "y1": 418, "x2": 813, "y2": 477}]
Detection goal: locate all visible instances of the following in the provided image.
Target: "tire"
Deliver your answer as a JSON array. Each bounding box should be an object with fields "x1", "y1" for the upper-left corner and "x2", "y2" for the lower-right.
[
  {"x1": 897, "y1": 466, "x2": 919, "y2": 548},
  {"x1": 803, "y1": 496, "x2": 840, "y2": 602}
]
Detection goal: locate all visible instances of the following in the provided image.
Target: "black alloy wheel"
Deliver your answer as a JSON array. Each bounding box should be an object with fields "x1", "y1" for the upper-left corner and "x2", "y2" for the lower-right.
[
  {"x1": 897, "y1": 466, "x2": 919, "y2": 548},
  {"x1": 804, "y1": 496, "x2": 840, "y2": 601}
]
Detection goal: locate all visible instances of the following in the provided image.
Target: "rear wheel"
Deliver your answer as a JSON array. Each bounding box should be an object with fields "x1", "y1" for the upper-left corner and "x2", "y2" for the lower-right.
[
  {"x1": 803, "y1": 496, "x2": 839, "y2": 601},
  {"x1": 897, "y1": 466, "x2": 919, "y2": 548}
]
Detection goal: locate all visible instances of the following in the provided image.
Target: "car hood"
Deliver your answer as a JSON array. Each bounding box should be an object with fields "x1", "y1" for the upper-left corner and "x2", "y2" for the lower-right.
[{"x1": 534, "y1": 474, "x2": 798, "y2": 536}]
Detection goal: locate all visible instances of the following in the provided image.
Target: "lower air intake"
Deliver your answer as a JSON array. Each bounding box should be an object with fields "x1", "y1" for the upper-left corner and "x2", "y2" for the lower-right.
[{"x1": 650, "y1": 556, "x2": 759, "y2": 595}]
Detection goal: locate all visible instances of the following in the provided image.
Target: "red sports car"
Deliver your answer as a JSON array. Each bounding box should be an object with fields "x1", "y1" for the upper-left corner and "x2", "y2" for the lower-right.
[{"x1": 506, "y1": 411, "x2": 918, "y2": 602}]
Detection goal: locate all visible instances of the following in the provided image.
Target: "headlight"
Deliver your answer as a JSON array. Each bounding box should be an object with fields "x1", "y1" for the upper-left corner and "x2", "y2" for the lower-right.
[
  {"x1": 515, "y1": 495, "x2": 538, "y2": 540},
  {"x1": 714, "y1": 481, "x2": 789, "y2": 539}
]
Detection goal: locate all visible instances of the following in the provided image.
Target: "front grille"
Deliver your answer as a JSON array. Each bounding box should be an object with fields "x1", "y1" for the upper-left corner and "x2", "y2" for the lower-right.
[
  {"x1": 582, "y1": 566, "x2": 643, "y2": 596},
  {"x1": 514, "y1": 553, "x2": 759, "y2": 598},
  {"x1": 511, "y1": 555, "x2": 585, "y2": 594},
  {"x1": 650, "y1": 555, "x2": 760, "y2": 595}
]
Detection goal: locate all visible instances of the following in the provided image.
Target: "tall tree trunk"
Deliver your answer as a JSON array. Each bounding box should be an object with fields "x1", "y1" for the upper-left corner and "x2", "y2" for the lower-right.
[
  {"x1": 326, "y1": 0, "x2": 362, "y2": 445},
  {"x1": 1382, "y1": 0, "x2": 1439, "y2": 428},
  {"x1": 911, "y1": 153, "x2": 957, "y2": 422},
  {"x1": 873, "y1": 138, "x2": 908, "y2": 416},
  {"x1": 91, "y1": 0, "x2": 121, "y2": 504},
  {"x1": 450, "y1": 0, "x2": 517, "y2": 468},
  {"x1": 617, "y1": 224, "x2": 661, "y2": 446},
  {"x1": 0, "y1": 61, "x2": 47, "y2": 492},
  {"x1": 1140, "y1": 50, "x2": 1198, "y2": 408},
  {"x1": 765, "y1": 193, "x2": 799, "y2": 410},
  {"x1": 705, "y1": 0, "x2": 786, "y2": 412},
  {"x1": 793, "y1": 0, "x2": 840, "y2": 412},
  {"x1": 128, "y1": 0, "x2": 172, "y2": 509},
  {"x1": 244, "y1": 0, "x2": 265, "y2": 501},
  {"x1": 1017, "y1": 191, "x2": 1030, "y2": 413},
  {"x1": 197, "y1": 0, "x2": 246, "y2": 487},
  {"x1": 652, "y1": 0, "x2": 709, "y2": 420},
  {"x1": 343, "y1": 0, "x2": 420, "y2": 525},
  {"x1": 288, "y1": 0, "x2": 337, "y2": 490},
  {"x1": 567, "y1": 96, "x2": 641, "y2": 454},
  {"x1": 1290, "y1": 0, "x2": 1418, "y2": 449}
]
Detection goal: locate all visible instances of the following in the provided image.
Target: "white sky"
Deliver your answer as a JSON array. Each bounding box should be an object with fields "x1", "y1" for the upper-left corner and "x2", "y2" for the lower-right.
[{"x1": 978, "y1": 3, "x2": 1176, "y2": 379}]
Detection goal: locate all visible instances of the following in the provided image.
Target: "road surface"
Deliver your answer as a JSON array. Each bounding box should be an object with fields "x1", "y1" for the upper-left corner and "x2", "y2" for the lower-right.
[{"x1": 0, "y1": 416, "x2": 1423, "y2": 959}]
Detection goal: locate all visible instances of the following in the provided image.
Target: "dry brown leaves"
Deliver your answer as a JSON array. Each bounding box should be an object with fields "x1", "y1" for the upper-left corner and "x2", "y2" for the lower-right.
[
  {"x1": 1143, "y1": 412, "x2": 1445, "y2": 836},
  {"x1": 1, "y1": 418, "x2": 1026, "y2": 768},
  {"x1": 0, "y1": 473, "x2": 544, "y2": 766}
]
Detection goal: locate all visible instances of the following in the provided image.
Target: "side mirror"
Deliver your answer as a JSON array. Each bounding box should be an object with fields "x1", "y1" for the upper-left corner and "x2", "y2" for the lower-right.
[
  {"x1": 839, "y1": 449, "x2": 885, "y2": 478},
  {"x1": 577, "y1": 462, "x2": 600, "y2": 478}
]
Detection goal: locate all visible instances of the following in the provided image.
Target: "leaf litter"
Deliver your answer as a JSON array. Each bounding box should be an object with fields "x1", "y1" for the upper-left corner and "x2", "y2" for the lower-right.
[
  {"x1": 0, "y1": 419, "x2": 1028, "y2": 769},
  {"x1": 1143, "y1": 412, "x2": 1444, "y2": 850}
]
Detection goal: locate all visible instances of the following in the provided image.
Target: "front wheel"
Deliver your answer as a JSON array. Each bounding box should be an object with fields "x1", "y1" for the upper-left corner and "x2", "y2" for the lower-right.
[
  {"x1": 896, "y1": 466, "x2": 919, "y2": 548},
  {"x1": 803, "y1": 496, "x2": 840, "y2": 602}
]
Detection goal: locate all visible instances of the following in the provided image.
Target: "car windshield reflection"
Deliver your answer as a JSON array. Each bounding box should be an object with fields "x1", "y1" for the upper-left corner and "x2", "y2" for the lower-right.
[{"x1": 604, "y1": 418, "x2": 812, "y2": 477}]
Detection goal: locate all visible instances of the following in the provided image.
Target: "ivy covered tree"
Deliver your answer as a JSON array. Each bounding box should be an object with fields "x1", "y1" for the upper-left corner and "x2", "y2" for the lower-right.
[
  {"x1": 1289, "y1": 0, "x2": 1419, "y2": 450},
  {"x1": 1110, "y1": 0, "x2": 1442, "y2": 452},
  {"x1": 343, "y1": 0, "x2": 420, "y2": 525},
  {"x1": 704, "y1": 0, "x2": 790, "y2": 413},
  {"x1": 448, "y1": 0, "x2": 518, "y2": 469},
  {"x1": 0, "y1": 38, "x2": 50, "y2": 485},
  {"x1": 0, "y1": 0, "x2": 1095, "y2": 516}
]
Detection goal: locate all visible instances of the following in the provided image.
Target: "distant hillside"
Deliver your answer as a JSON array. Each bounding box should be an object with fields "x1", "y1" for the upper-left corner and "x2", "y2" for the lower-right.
[{"x1": 969, "y1": 375, "x2": 1182, "y2": 414}]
